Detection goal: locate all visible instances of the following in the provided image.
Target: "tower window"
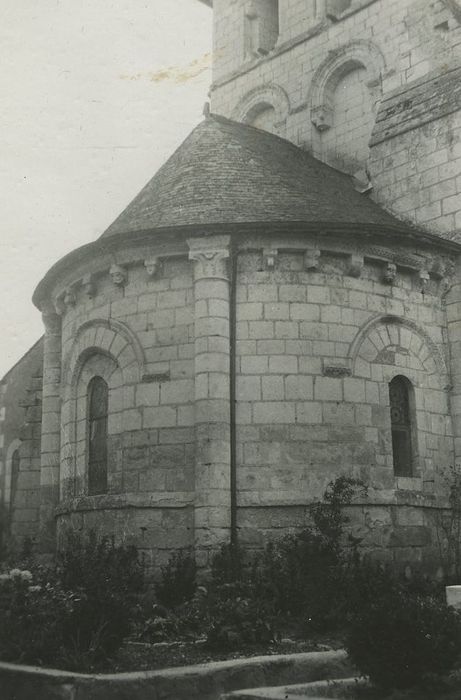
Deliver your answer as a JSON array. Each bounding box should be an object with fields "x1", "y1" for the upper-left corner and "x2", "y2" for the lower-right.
[
  {"x1": 87, "y1": 376, "x2": 108, "y2": 495},
  {"x1": 389, "y1": 375, "x2": 414, "y2": 477},
  {"x1": 244, "y1": 0, "x2": 279, "y2": 57}
]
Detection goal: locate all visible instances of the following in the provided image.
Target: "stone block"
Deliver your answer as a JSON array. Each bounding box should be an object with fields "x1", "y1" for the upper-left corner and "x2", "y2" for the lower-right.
[
  {"x1": 241, "y1": 355, "x2": 269, "y2": 374},
  {"x1": 314, "y1": 377, "x2": 343, "y2": 401},
  {"x1": 446, "y1": 586, "x2": 461, "y2": 610},
  {"x1": 344, "y1": 378, "x2": 366, "y2": 403},
  {"x1": 238, "y1": 302, "x2": 263, "y2": 320},
  {"x1": 307, "y1": 286, "x2": 330, "y2": 304},
  {"x1": 279, "y1": 284, "x2": 307, "y2": 302},
  {"x1": 160, "y1": 379, "x2": 194, "y2": 405},
  {"x1": 253, "y1": 402, "x2": 295, "y2": 424},
  {"x1": 248, "y1": 321, "x2": 275, "y2": 339},
  {"x1": 269, "y1": 355, "x2": 297, "y2": 374},
  {"x1": 247, "y1": 284, "x2": 278, "y2": 302},
  {"x1": 264, "y1": 302, "x2": 290, "y2": 320},
  {"x1": 143, "y1": 406, "x2": 177, "y2": 429},
  {"x1": 236, "y1": 375, "x2": 261, "y2": 401},
  {"x1": 290, "y1": 303, "x2": 320, "y2": 321},
  {"x1": 275, "y1": 321, "x2": 299, "y2": 339},
  {"x1": 295, "y1": 401, "x2": 323, "y2": 424},
  {"x1": 285, "y1": 375, "x2": 313, "y2": 400},
  {"x1": 262, "y1": 375, "x2": 285, "y2": 400},
  {"x1": 323, "y1": 403, "x2": 355, "y2": 425}
]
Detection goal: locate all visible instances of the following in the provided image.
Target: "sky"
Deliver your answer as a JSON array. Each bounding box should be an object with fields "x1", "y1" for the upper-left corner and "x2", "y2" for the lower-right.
[{"x1": 0, "y1": 0, "x2": 212, "y2": 378}]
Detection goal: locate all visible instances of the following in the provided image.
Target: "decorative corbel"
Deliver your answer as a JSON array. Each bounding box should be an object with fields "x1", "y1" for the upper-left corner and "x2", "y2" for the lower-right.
[
  {"x1": 82, "y1": 273, "x2": 96, "y2": 298},
  {"x1": 144, "y1": 257, "x2": 162, "y2": 279},
  {"x1": 348, "y1": 254, "x2": 364, "y2": 278},
  {"x1": 419, "y1": 268, "x2": 430, "y2": 294},
  {"x1": 382, "y1": 262, "x2": 397, "y2": 285},
  {"x1": 53, "y1": 295, "x2": 66, "y2": 316},
  {"x1": 63, "y1": 288, "x2": 76, "y2": 308},
  {"x1": 430, "y1": 257, "x2": 446, "y2": 280},
  {"x1": 311, "y1": 105, "x2": 333, "y2": 132},
  {"x1": 110, "y1": 264, "x2": 127, "y2": 287},
  {"x1": 304, "y1": 247, "x2": 321, "y2": 271},
  {"x1": 263, "y1": 248, "x2": 278, "y2": 270}
]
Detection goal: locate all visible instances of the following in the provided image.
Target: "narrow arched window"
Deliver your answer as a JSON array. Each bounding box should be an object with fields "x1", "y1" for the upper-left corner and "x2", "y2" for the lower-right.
[
  {"x1": 10, "y1": 449, "x2": 20, "y2": 509},
  {"x1": 389, "y1": 376, "x2": 414, "y2": 477},
  {"x1": 87, "y1": 376, "x2": 108, "y2": 495}
]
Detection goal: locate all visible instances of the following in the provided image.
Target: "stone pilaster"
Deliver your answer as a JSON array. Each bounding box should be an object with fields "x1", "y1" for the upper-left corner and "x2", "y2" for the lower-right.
[
  {"x1": 188, "y1": 235, "x2": 231, "y2": 567},
  {"x1": 446, "y1": 261, "x2": 461, "y2": 470},
  {"x1": 39, "y1": 305, "x2": 62, "y2": 553}
]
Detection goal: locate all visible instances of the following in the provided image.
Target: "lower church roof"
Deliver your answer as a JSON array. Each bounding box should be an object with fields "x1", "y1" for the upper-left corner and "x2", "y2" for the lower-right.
[{"x1": 101, "y1": 114, "x2": 417, "y2": 239}]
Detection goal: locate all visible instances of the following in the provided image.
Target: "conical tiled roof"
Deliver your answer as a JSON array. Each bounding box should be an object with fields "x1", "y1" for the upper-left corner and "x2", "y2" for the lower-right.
[{"x1": 101, "y1": 114, "x2": 414, "y2": 239}]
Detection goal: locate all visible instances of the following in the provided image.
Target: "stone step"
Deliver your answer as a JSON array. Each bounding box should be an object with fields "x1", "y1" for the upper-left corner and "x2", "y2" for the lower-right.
[{"x1": 221, "y1": 677, "x2": 365, "y2": 699}]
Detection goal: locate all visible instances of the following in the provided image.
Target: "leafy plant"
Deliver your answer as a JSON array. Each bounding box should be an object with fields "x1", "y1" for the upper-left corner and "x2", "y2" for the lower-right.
[
  {"x1": 155, "y1": 550, "x2": 197, "y2": 608},
  {"x1": 206, "y1": 581, "x2": 276, "y2": 649},
  {"x1": 346, "y1": 582, "x2": 461, "y2": 689},
  {"x1": 57, "y1": 530, "x2": 145, "y2": 664},
  {"x1": 0, "y1": 568, "x2": 76, "y2": 666}
]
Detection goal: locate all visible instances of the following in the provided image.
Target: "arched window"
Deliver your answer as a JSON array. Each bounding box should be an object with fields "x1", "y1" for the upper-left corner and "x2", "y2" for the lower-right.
[
  {"x1": 389, "y1": 376, "x2": 414, "y2": 477},
  {"x1": 244, "y1": 0, "x2": 279, "y2": 58},
  {"x1": 87, "y1": 376, "x2": 108, "y2": 495},
  {"x1": 247, "y1": 103, "x2": 277, "y2": 132},
  {"x1": 10, "y1": 449, "x2": 20, "y2": 509}
]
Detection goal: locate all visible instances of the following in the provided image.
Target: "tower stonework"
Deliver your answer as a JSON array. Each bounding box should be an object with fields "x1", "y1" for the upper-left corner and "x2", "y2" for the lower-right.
[
  {"x1": 210, "y1": 0, "x2": 461, "y2": 237},
  {"x1": 1, "y1": 0, "x2": 461, "y2": 575}
]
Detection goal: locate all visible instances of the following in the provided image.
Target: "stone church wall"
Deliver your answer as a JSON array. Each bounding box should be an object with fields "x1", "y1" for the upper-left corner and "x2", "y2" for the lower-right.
[
  {"x1": 234, "y1": 242, "x2": 454, "y2": 567},
  {"x1": 0, "y1": 338, "x2": 43, "y2": 548},
  {"x1": 56, "y1": 254, "x2": 196, "y2": 570}
]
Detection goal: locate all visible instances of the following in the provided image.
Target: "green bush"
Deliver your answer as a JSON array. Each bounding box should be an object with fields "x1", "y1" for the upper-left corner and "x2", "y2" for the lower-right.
[
  {"x1": 57, "y1": 530, "x2": 145, "y2": 665},
  {"x1": 346, "y1": 580, "x2": 461, "y2": 689},
  {"x1": 206, "y1": 581, "x2": 276, "y2": 649},
  {"x1": 0, "y1": 568, "x2": 75, "y2": 666},
  {"x1": 155, "y1": 550, "x2": 197, "y2": 608}
]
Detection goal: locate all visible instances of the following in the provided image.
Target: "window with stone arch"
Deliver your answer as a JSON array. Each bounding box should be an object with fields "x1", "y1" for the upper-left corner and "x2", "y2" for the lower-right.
[
  {"x1": 87, "y1": 376, "x2": 109, "y2": 495},
  {"x1": 244, "y1": 0, "x2": 279, "y2": 58},
  {"x1": 247, "y1": 102, "x2": 277, "y2": 132},
  {"x1": 310, "y1": 42, "x2": 384, "y2": 173},
  {"x1": 388, "y1": 375, "x2": 416, "y2": 477},
  {"x1": 10, "y1": 449, "x2": 20, "y2": 509}
]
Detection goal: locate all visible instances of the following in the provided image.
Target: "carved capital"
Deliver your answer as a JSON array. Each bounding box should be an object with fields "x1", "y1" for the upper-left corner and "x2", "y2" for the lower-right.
[
  {"x1": 110, "y1": 264, "x2": 127, "y2": 287},
  {"x1": 263, "y1": 248, "x2": 278, "y2": 270},
  {"x1": 304, "y1": 247, "x2": 321, "y2": 271},
  {"x1": 144, "y1": 257, "x2": 162, "y2": 279},
  {"x1": 187, "y1": 236, "x2": 230, "y2": 281}
]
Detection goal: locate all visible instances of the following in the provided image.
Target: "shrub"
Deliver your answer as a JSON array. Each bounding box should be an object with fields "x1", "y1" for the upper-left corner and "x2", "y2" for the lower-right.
[
  {"x1": 0, "y1": 568, "x2": 75, "y2": 666},
  {"x1": 346, "y1": 581, "x2": 461, "y2": 689},
  {"x1": 155, "y1": 550, "x2": 197, "y2": 608},
  {"x1": 57, "y1": 530, "x2": 145, "y2": 664},
  {"x1": 245, "y1": 477, "x2": 367, "y2": 630},
  {"x1": 206, "y1": 582, "x2": 276, "y2": 649},
  {"x1": 211, "y1": 542, "x2": 246, "y2": 586}
]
